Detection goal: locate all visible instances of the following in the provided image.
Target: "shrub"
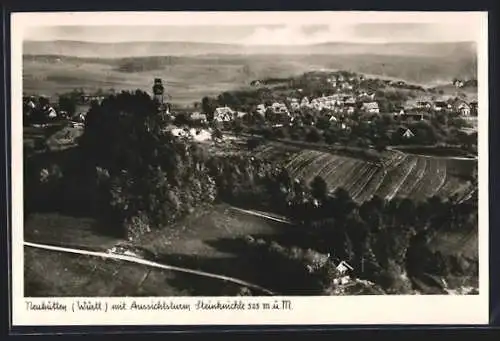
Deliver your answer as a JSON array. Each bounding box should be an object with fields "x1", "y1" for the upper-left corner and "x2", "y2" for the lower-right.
[{"x1": 124, "y1": 211, "x2": 152, "y2": 241}]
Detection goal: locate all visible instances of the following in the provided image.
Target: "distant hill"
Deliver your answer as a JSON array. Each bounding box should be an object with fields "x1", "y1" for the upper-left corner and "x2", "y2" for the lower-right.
[
  {"x1": 24, "y1": 40, "x2": 476, "y2": 59},
  {"x1": 22, "y1": 40, "x2": 477, "y2": 106}
]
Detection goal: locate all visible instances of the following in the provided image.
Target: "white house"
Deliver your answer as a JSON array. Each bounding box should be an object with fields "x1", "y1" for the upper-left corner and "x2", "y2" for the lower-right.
[
  {"x1": 290, "y1": 102, "x2": 300, "y2": 111},
  {"x1": 235, "y1": 111, "x2": 248, "y2": 119},
  {"x1": 214, "y1": 106, "x2": 234, "y2": 122},
  {"x1": 457, "y1": 102, "x2": 471, "y2": 116},
  {"x1": 336, "y1": 260, "x2": 354, "y2": 275},
  {"x1": 300, "y1": 97, "x2": 310, "y2": 107},
  {"x1": 333, "y1": 276, "x2": 351, "y2": 285},
  {"x1": 189, "y1": 128, "x2": 212, "y2": 142},
  {"x1": 345, "y1": 106, "x2": 356, "y2": 115},
  {"x1": 256, "y1": 104, "x2": 266, "y2": 115},
  {"x1": 170, "y1": 128, "x2": 191, "y2": 138},
  {"x1": 345, "y1": 97, "x2": 356, "y2": 106},
  {"x1": 361, "y1": 102, "x2": 380, "y2": 114},
  {"x1": 402, "y1": 128, "x2": 415, "y2": 139},
  {"x1": 46, "y1": 106, "x2": 57, "y2": 119},
  {"x1": 190, "y1": 112, "x2": 207, "y2": 123},
  {"x1": 270, "y1": 102, "x2": 290, "y2": 116}
]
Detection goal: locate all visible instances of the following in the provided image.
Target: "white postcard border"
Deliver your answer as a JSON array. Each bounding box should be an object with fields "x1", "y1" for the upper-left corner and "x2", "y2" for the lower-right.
[{"x1": 10, "y1": 11, "x2": 490, "y2": 326}]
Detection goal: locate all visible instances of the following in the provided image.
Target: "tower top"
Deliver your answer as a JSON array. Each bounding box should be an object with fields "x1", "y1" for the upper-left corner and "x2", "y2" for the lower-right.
[{"x1": 153, "y1": 78, "x2": 164, "y2": 96}]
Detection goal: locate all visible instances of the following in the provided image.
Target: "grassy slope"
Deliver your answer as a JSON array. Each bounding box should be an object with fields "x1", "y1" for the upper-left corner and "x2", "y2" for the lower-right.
[
  {"x1": 24, "y1": 205, "x2": 288, "y2": 296},
  {"x1": 25, "y1": 247, "x2": 247, "y2": 297}
]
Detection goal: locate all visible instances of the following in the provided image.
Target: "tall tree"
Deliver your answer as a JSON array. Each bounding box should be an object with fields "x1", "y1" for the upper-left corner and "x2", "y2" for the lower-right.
[{"x1": 310, "y1": 176, "x2": 328, "y2": 204}]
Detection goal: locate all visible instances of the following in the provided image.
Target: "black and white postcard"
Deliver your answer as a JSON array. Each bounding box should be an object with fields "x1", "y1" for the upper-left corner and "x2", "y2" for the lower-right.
[{"x1": 10, "y1": 11, "x2": 489, "y2": 326}]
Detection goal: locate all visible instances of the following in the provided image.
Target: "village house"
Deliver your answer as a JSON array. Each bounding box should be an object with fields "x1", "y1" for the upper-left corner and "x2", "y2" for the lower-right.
[
  {"x1": 23, "y1": 96, "x2": 37, "y2": 110},
  {"x1": 256, "y1": 104, "x2": 266, "y2": 115},
  {"x1": 357, "y1": 92, "x2": 375, "y2": 102},
  {"x1": 433, "y1": 101, "x2": 447, "y2": 112},
  {"x1": 455, "y1": 101, "x2": 472, "y2": 116},
  {"x1": 288, "y1": 98, "x2": 300, "y2": 111},
  {"x1": 361, "y1": 101, "x2": 380, "y2": 114},
  {"x1": 310, "y1": 98, "x2": 322, "y2": 110},
  {"x1": 345, "y1": 106, "x2": 356, "y2": 115},
  {"x1": 300, "y1": 97, "x2": 310, "y2": 108},
  {"x1": 394, "y1": 107, "x2": 406, "y2": 116},
  {"x1": 270, "y1": 102, "x2": 289, "y2": 115},
  {"x1": 190, "y1": 112, "x2": 207, "y2": 124},
  {"x1": 80, "y1": 94, "x2": 106, "y2": 104},
  {"x1": 170, "y1": 127, "x2": 191, "y2": 139},
  {"x1": 341, "y1": 82, "x2": 353, "y2": 90},
  {"x1": 416, "y1": 101, "x2": 432, "y2": 110},
  {"x1": 214, "y1": 106, "x2": 234, "y2": 122},
  {"x1": 401, "y1": 128, "x2": 415, "y2": 139},
  {"x1": 235, "y1": 111, "x2": 248, "y2": 120},
  {"x1": 189, "y1": 128, "x2": 212, "y2": 142},
  {"x1": 344, "y1": 97, "x2": 356, "y2": 106},
  {"x1": 46, "y1": 106, "x2": 57, "y2": 119},
  {"x1": 334, "y1": 260, "x2": 354, "y2": 285}
]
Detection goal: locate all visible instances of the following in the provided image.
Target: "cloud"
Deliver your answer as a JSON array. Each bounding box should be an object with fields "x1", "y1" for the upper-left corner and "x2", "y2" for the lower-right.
[
  {"x1": 241, "y1": 24, "x2": 359, "y2": 45},
  {"x1": 24, "y1": 22, "x2": 480, "y2": 45},
  {"x1": 240, "y1": 23, "x2": 480, "y2": 45}
]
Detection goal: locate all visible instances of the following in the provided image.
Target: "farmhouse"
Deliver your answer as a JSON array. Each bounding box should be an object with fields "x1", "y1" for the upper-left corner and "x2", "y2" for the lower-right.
[
  {"x1": 235, "y1": 111, "x2": 248, "y2": 119},
  {"x1": 290, "y1": 101, "x2": 300, "y2": 111},
  {"x1": 336, "y1": 260, "x2": 354, "y2": 275},
  {"x1": 214, "y1": 106, "x2": 234, "y2": 122},
  {"x1": 433, "y1": 101, "x2": 447, "y2": 112},
  {"x1": 46, "y1": 106, "x2": 57, "y2": 119},
  {"x1": 271, "y1": 102, "x2": 289, "y2": 115},
  {"x1": 80, "y1": 95, "x2": 106, "y2": 104},
  {"x1": 455, "y1": 101, "x2": 472, "y2": 116},
  {"x1": 361, "y1": 102, "x2": 380, "y2": 114},
  {"x1": 190, "y1": 112, "x2": 207, "y2": 124},
  {"x1": 344, "y1": 97, "x2": 356, "y2": 106},
  {"x1": 402, "y1": 128, "x2": 415, "y2": 139},
  {"x1": 170, "y1": 127, "x2": 191, "y2": 139},
  {"x1": 189, "y1": 128, "x2": 212, "y2": 142},
  {"x1": 256, "y1": 104, "x2": 266, "y2": 115},
  {"x1": 416, "y1": 101, "x2": 432, "y2": 109}
]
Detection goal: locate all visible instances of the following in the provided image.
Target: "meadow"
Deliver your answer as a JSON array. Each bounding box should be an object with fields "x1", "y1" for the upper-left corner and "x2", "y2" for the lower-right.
[{"x1": 24, "y1": 205, "x2": 288, "y2": 296}]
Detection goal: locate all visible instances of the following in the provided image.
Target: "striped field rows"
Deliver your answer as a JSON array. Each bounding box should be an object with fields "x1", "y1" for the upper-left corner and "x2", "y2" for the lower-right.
[{"x1": 281, "y1": 149, "x2": 476, "y2": 203}]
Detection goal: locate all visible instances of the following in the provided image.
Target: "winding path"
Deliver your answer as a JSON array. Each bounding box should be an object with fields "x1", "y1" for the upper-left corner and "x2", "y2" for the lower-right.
[{"x1": 24, "y1": 241, "x2": 276, "y2": 296}]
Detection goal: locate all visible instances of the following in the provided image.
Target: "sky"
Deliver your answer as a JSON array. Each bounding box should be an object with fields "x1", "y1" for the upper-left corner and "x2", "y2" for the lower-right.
[{"x1": 22, "y1": 14, "x2": 482, "y2": 45}]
